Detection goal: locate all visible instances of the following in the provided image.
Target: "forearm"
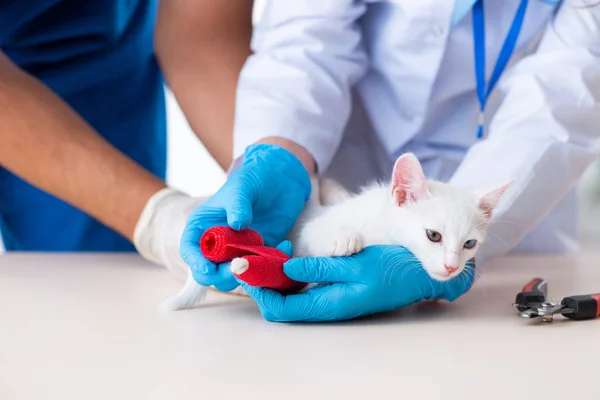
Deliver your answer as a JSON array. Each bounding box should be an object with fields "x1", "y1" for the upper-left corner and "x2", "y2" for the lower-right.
[
  {"x1": 0, "y1": 53, "x2": 166, "y2": 241},
  {"x1": 154, "y1": 0, "x2": 254, "y2": 170},
  {"x1": 232, "y1": 1, "x2": 367, "y2": 176}
]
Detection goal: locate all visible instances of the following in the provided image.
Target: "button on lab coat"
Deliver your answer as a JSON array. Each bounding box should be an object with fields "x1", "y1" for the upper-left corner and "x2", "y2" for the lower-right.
[{"x1": 233, "y1": 0, "x2": 600, "y2": 264}]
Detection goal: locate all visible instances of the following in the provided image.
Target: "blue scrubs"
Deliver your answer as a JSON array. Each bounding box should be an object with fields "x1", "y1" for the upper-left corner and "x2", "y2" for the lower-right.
[{"x1": 0, "y1": 0, "x2": 166, "y2": 251}]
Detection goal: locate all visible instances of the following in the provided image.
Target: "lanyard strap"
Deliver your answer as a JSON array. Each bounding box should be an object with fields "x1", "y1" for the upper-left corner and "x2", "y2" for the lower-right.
[{"x1": 472, "y1": 0, "x2": 529, "y2": 139}]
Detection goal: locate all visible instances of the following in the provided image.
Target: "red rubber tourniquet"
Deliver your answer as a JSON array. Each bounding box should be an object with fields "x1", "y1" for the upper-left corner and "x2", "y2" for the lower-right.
[{"x1": 200, "y1": 226, "x2": 306, "y2": 292}]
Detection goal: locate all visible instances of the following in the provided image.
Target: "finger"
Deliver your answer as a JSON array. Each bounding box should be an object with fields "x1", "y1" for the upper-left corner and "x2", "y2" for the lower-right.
[
  {"x1": 268, "y1": 284, "x2": 358, "y2": 322},
  {"x1": 191, "y1": 261, "x2": 237, "y2": 289},
  {"x1": 275, "y1": 240, "x2": 294, "y2": 258},
  {"x1": 444, "y1": 261, "x2": 476, "y2": 301},
  {"x1": 240, "y1": 278, "x2": 357, "y2": 322},
  {"x1": 236, "y1": 281, "x2": 280, "y2": 321},
  {"x1": 179, "y1": 212, "x2": 217, "y2": 274},
  {"x1": 236, "y1": 277, "x2": 309, "y2": 322},
  {"x1": 190, "y1": 265, "x2": 215, "y2": 286},
  {"x1": 283, "y1": 256, "x2": 355, "y2": 283},
  {"x1": 213, "y1": 262, "x2": 240, "y2": 292},
  {"x1": 180, "y1": 238, "x2": 216, "y2": 276},
  {"x1": 433, "y1": 260, "x2": 476, "y2": 302},
  {"x1": 223, "y1": 189, "x2": 254, "y2": 231},
  {"x1": 214, "y1": 279, "x2": 240, "y2": 293}
]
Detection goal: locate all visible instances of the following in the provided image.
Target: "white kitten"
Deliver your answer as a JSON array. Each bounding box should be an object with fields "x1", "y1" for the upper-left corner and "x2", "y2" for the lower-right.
[
  {"x1": 290, "y1": 153, "x2": 510, "y2": 280},
  {"x1": 162, "y1": 153, "x2": 510, "y2": 310}
]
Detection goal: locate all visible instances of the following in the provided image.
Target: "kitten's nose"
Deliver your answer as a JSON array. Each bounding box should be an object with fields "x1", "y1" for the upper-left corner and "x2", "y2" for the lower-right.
[{"x1": 444, "y1": 264, "x2": 459, "y2": 274}]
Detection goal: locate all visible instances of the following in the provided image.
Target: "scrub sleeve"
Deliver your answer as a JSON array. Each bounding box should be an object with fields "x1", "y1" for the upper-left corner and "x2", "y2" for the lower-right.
[{"x1": 0, "y1": 0, "x2": 167, "y2": 251}]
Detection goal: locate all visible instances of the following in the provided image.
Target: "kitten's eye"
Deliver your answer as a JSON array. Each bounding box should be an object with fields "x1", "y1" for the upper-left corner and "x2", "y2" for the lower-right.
[
  {"x1": 464, "y1": 239, "x2": 477, "y2": 249},
  {"x1": 426, "y1": 229, "x2": 442, "y2": 243}
]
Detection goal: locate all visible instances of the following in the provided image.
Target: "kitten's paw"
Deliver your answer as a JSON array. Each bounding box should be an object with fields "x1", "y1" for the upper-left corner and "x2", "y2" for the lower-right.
[
  {"x1": 331, "y1": 233, "x2": 364, "y2": 257},
  {"x1": 230, "y1": 258, "x2": 250, "y2": 275}
]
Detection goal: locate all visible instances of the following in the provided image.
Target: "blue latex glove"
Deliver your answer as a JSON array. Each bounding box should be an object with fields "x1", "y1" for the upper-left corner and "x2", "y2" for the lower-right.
[
  {"x1": 180, "y1": 144, "x2": 312, "y2": 292},
  {"x1": 237, "y1": 244, "x2": 475, "y2": 322}
]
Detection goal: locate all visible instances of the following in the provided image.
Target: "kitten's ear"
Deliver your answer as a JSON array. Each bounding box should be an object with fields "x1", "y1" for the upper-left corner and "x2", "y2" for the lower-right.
[
  {"x1": 475, "y1": 181, "x2": 513, "y2": 219},
  {"x1": 392, "y1": 153, "x2": 430, "y2": 206}
]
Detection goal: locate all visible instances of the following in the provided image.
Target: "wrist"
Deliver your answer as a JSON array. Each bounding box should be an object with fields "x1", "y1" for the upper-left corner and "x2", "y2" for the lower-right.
[
  {"x1": 254, "y1": 137, "x2": 317, "y2": 176},
  {"x1": 133, "y1": 187, "x2": 189, "y2": 265},
  {"x1": 242, "y1": 141, "x2": 313, "y2": 201}
]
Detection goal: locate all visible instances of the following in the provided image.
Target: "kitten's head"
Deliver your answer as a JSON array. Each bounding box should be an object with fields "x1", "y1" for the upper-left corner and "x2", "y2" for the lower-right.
[{"x1": 386, "y1": 153, "x2": 511, "y2": 281}]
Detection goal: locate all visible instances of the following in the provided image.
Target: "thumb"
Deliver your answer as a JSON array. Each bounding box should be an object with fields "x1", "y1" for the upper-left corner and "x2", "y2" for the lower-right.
[
  {"x1": 234, "y1": 279, "x2": 281, "y2": 322},
  {"x1": 224, "y1": 190, "x2": 254, "y2": 231},
  {"x1": 283, "y1": 256, "x2": 354, "y2": 283},
  {"x1": 275, "y1": 240, "x2": 294, "y2": 258}
]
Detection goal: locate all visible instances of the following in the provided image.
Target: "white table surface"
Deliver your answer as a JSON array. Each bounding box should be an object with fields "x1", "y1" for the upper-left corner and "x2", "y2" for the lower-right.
[{"x1": 1, "y1": 253, "x2": 599, "y2": 400}]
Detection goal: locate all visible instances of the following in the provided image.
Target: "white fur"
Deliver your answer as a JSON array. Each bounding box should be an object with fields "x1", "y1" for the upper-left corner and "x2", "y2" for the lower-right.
[
  {"x1": 318, "y1": 177, "x2": 353, "y2": 205},
  {"x1": 230, "y1": 258, "x2": 250, "y2": 274},
  {"x1": 163, "y1": 153, "x2": 511, "y2": 310},
  {"x1": 160, "y1": 275, "x2": 208, "y2": 311}
]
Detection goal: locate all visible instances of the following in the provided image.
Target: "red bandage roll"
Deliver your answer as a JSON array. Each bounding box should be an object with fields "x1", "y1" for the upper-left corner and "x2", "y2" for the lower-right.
[
  {"x1": 200, "y1": 226, "x2": 263, "y2": 263},
  {"x1": 199, "y1": 226, "x2": 307, "y2": 292},
  {"x1": 230, "y1": 244, "x2": 306, "y2": 292},
  {"x1": 234, "y1": 255, "x2": 306, "y2": 292}
]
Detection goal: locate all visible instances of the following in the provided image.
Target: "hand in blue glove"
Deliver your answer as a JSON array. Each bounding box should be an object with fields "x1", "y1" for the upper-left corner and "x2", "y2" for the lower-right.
[
  {"x1": 180, "y1": 144, "x2": 312, "y2": 292},
  {"x1": 237, "y1": 244, "x2": 475, "y2": 322}
]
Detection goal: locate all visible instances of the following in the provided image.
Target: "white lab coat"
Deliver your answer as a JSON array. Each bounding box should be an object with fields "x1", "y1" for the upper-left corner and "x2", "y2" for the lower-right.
[{"x1": 233, "y1": 0, "x2": 600, "y2": 264}]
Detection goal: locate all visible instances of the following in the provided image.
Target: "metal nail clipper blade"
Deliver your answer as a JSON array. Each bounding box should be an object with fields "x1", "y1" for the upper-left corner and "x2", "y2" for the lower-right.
[{"x1": 513, "y1": 277, "x2": 599, "y2": 323}]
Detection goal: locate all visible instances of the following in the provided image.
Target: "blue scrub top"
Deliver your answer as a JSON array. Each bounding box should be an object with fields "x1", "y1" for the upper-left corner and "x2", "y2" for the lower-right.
[{"x1": 0, "y1": 0, "x2": 167, "y2": 252}]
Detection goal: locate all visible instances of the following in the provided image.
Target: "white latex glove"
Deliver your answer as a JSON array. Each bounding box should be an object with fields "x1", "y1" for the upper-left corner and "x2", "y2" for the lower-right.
[{"x1": 133, "y1": 187, "x2": 208, "y2": 283}]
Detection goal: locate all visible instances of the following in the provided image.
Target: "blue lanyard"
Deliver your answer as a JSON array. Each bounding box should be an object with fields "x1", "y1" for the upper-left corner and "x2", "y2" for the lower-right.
[{"x1": 472, "y1": 0, "x2": 529, "y2": 139}]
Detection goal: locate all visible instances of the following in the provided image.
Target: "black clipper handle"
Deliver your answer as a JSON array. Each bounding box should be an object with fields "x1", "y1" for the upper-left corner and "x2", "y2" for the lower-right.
[
  {"x1": 561, "y1": 294, "x2": 600, "y2": 321},
  {"x1": 515, "y1": 278, "x2": 547, "y2": 312}
]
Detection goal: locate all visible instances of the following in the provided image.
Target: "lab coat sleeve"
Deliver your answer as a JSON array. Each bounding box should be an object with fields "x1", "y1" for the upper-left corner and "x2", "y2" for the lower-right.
[
  {"x1": 449, "y1": 2, "x2": 600, "y2": 263},
  {"x1": 232, "y1": 1, "x2": 368, "y2": 173}
]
